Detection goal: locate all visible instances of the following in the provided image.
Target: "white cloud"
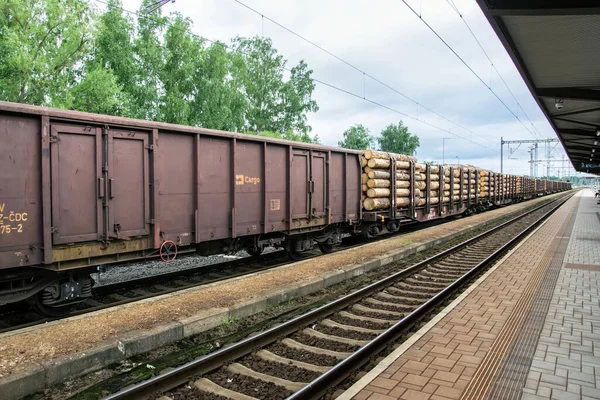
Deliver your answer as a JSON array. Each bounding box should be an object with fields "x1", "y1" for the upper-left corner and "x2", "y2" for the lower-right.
[{"x1": 117, "y1": 0, "x2": 577, "y2": 176}]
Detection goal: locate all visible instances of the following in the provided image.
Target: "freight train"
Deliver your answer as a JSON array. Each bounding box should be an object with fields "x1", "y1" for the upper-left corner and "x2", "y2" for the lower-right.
[{"x1": 0, "y1": 102, "x2": 571, "y2": 314}]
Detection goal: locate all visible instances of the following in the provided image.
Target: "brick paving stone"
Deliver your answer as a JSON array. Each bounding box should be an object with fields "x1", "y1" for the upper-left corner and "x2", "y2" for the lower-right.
[
  {"x1": 371, "y1": 377, "x2": 398, "y2": 390},
  {"x1": 346, "y1": 192, "x2": 593, "y2": 400},
  {"x1": 522, "y1": 191, "x2": 600, "y2": 399},
  {"x1": 400, "y1": 389, "x2": 431, "y2": 400},
  {"x1": 367, "y1": 393, "x2": 396, "y2": 400},
  {"x1": 401, "y1": 374, "x2": 429, "y2": 388},
  {"x1": 387, "y1": 387, "x2": 406, "y2": 398}
]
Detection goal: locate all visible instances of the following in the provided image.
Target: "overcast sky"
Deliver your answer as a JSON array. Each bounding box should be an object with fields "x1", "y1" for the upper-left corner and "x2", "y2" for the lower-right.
[{"x1": 115, "y1": 0, "x2": 578, "y2": 176}]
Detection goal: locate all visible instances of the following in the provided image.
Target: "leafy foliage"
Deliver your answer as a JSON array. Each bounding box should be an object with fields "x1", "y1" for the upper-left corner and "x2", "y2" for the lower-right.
[
  {"x1": 0, "y1": 0, "x2": 94, "y2": 104},
  {"x1": 232, "y1": 36, "x2": 319, "y2": 136},
  {"x1": 378, "y1": 121, "x2": 420, "y2": 155},
  {"x1": 0, "y1": 0, "x2": 320, "y2": 143},
  {"x1": 69, "y1": 68, "x2": 128, "y2": 115},
  {"x1": 248, "y1": 130, "x2": 316, "y2": 144},
  {"x1": 338, "y1": 124, "x2": 374, "y2": 150}
]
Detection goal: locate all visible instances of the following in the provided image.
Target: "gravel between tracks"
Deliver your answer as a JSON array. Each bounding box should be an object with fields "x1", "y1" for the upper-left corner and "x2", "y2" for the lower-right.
[
  {"x1": 244, "y1": 355, "x2": 320, "y2": 382},
  {"x1": 0, "y1": 194, "x2": 564, "y2": 379},
  {"x1": 268, "y1": 343, "x2": 338, "y2": 366},
  {"x1": 210, "y1": 371, "x2": 292, "y2": 400}
]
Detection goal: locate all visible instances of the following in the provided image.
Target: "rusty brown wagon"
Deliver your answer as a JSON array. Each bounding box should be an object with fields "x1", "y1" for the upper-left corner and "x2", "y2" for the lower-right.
[{"x1": 0, "y1": 101, "x2": 571, "y2": 315}]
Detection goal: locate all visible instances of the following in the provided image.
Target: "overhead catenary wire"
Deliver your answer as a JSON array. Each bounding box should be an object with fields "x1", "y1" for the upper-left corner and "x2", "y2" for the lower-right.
[
  {"x1": 400, "y1": 0, "x2": 539, "y2": 140},
  {"x1": 231, "y1": 0, "x2": 496, "y2": 146},
  {"x1": 444, "y1": 0, "x2": 544, "y2": 138},
  {"x1": 91, "y1": 0, "x2": 496, "y2": 151}
]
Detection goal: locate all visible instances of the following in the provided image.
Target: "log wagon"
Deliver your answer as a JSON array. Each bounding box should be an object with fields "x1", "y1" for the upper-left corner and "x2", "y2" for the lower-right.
[{"x1": 0, "y1": 101, "x2": 571, "y2": 314}]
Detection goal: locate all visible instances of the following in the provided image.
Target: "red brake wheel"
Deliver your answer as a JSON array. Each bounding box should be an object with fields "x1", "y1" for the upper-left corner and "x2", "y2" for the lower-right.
[{"x1": 159, "y1": 240, "x2": 178, "y2": 262}]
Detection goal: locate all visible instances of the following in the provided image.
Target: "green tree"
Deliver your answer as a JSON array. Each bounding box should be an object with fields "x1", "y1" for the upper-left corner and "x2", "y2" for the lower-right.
[
  {"x1": 193, "y1": 42, "x2": 247, "y2": 131},
  {"x1": 0, "y1": 0, "x2": 94, "y2": 104},
  {"x1": 338, "y1": 124, "x2": 374, "y2": 149},
  {"x1": 248, "y1": 130, "x2": 316, "y2": 144},
  {"x1": 69, "y1": 68, "x2": 128, "y2": 115},
  {"x1": 87, "y1": 0, "x2": 135, "y2": 115},
  {"x1": 132, "y1": 0, "x2": 166, "y2": 120},
  {"x1": 378, "y1": 121, "x2": 420, "y2": 155},
  {"x1": 232, "y1": 36, "x2": 319, "y2": 136},
  {"x1": 160, "y1": 13, "x2": 201, "y2": 125}
]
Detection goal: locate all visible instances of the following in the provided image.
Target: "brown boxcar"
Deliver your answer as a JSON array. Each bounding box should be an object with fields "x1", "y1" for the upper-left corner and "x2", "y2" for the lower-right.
[{"x1": 0, "y1": 101, "x2": 361, "y2": 311}]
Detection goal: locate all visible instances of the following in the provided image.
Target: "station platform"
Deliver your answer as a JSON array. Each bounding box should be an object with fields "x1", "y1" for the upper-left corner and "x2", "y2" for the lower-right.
[{"x1": 341, "y1": 189, "x2": 600, "y2": 400}]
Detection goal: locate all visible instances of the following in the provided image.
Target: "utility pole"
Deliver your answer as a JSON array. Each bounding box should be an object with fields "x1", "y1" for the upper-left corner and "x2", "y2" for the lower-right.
[
  {"x1": 500, "y1": 138, "x2": 559, "y2": 178},
  {"x1": 546, "y1": 141, "x2": 551, "y2": 178},
  {"x1": 442, "y1": 137, "x2": 451, "y2": 165},
  {"x1": 528, "y1": 146, "x2": 535, "y2": 176},
  {"x1": 534, "y1": 143, "x2": 538, "y2": 177},
  {"x1": 500, "y1": 137, "x2": 504, "y2": 173}
]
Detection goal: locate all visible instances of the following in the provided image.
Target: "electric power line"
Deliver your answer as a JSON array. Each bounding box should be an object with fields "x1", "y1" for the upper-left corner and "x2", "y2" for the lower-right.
[
  {"x1": 444, "y1": 0, "x2": 544, "y2": 138},
  {"x1": 231, "y1": 0, "x2": 496, "y2": 146},
  {"x1": 400, "y1": 0, "x2": 539, "y2": 140},
  {"x1": 92, "y1": 0, "x2": 496, "y2": 151}
]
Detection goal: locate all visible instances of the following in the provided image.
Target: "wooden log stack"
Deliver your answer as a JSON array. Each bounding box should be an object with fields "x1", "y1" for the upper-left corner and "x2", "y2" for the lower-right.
[
  {"x1": 479, "y1": 169, "x2": 490, "y2": 198},
  {"x1": 360, "y1": 149, "x2": 519, "y2": 212},
  {"x1": 361, "y1": 150, "x2": 423, "y2": 211}
]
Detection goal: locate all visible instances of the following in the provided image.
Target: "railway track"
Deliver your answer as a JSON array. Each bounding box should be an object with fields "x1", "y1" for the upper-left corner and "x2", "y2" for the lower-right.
[
  {"x1": 0, "y1": 250, "x2": 290, "y2": 333},
  {"x1": 0, "y1": 213, "x2": 448, "y2": 334},
  {"x1": 99, "y1": 193, "x2": 571, "y2": 400}
]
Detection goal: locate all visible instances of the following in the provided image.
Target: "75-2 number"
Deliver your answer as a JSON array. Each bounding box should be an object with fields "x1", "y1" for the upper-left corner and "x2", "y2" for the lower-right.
[{"x1": 0, "y1": 224, "x2": 23, "y2": 234}]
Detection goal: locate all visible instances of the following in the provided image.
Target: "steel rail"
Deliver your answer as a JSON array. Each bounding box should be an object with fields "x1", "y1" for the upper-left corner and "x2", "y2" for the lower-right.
[
  {"x1": 102, "y1": 192, "x2": 571, "y2": 400},
  {"x1": 287, "y1": 193, "x2": 571, "y2": 399},
  {"x1": 0, "y1": 201, "x2": 476, "y2": 334}
]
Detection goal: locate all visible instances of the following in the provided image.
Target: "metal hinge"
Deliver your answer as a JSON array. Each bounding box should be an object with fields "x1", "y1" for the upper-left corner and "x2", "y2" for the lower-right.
[
  {"x1": 102, "y1": 125, "x2": 110, "y2": 135},
  {"x1": 145, "y1": 144, "x2": 154, "y2": 151},
  {"x1": 50, "y1": 226, "x2": 59, "y2": 233},
  {"x1": 49, "y1": 136, "x2": 60, "y2": 143},
  {"x1": 147, "y1": 219, "x2": 156, "y2": 225}
]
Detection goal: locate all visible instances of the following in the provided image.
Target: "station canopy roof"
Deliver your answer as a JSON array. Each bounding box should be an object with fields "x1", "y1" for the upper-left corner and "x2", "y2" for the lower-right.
[{"x1": 477, "y1": 1, "x2": 600, "y2": 175}]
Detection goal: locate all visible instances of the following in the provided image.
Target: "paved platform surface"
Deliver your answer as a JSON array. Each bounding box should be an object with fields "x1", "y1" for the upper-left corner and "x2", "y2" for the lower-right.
[{"x1": 342, "y1": 189, "x2": 599, "y2": 400}]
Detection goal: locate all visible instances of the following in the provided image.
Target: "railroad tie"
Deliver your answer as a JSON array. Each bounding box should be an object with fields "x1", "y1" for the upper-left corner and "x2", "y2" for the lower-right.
[
  {"x1": 338, "y1": 310, "x2": 395, "y2": 325},
  {"x1": 194, "y1": 377, "x2": 259, "y2": 400},
  {"x1": 320, "y1": 318, "x2": 385, "y2": 334},
  {"x1": 303, "y1": 328, "x2": 371, "y2": 347},
  {"x1": 364, "y1": 297, "x2": 413, "y2": 311},
  {"x1": 255, "y1": 349, "x2": 330, "y2": 373},
  {"x1": 281, "y1": 338, "x2": 352, "y2": 359},
  {"x1": 226, "y1": 363, "x2": 307, "y2": 392},
  {"x1": 352, "y1": 303, "x2": 405, "y2": 318}
]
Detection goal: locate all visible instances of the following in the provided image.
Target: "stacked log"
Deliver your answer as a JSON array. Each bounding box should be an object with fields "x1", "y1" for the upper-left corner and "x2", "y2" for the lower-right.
[
  {"x1": 479, "y1": 169, "x2": 490, "y2": 197},
  {"x1": 361, "y1": 150, "x2": 521, "y2": 211},
  {"x1": 427, "y1": 165, "x2": 441, "y2": 205},
  {"x1": 361, "y1": 150, "x2": 423, "y2": 211}
]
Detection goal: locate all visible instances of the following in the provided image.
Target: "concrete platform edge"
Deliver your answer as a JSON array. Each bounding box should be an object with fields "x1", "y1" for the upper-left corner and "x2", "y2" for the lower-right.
[
  {"x1": 337, "y1": 203, "x2": 559, "y2": 400},
  {"x1": 0, "y1": 205, "x2": 548, "y2": 400}
]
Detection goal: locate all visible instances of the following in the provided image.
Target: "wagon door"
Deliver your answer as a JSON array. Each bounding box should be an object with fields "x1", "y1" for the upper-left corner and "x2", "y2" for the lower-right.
[
  {"x1": 50, "y1": 124, "x2": 103, "y2": 244},
  {"x1": 291, "y1": 150, "x2": 310, "y2": 219},
  {"x1": 311, "y1": 151, "x2": 327, "y2": 219},
  {"x1": 107, "y1": 129, "x2": 150, "y2": 239}
]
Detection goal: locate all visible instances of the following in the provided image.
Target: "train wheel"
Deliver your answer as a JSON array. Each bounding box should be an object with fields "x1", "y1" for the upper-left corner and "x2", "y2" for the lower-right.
[
  {"x1": 288, "y1": 249, "x2": 305, "y2": 261},
  {"x1": 248, "y1": 247, "x2": 262, "y2": 257},
  {"x1": 318, "y1": 242, "x2": 334, "y2": 254},
  {"x1": 28, "y1": 294, "x2": 76, "y2": 318}
]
